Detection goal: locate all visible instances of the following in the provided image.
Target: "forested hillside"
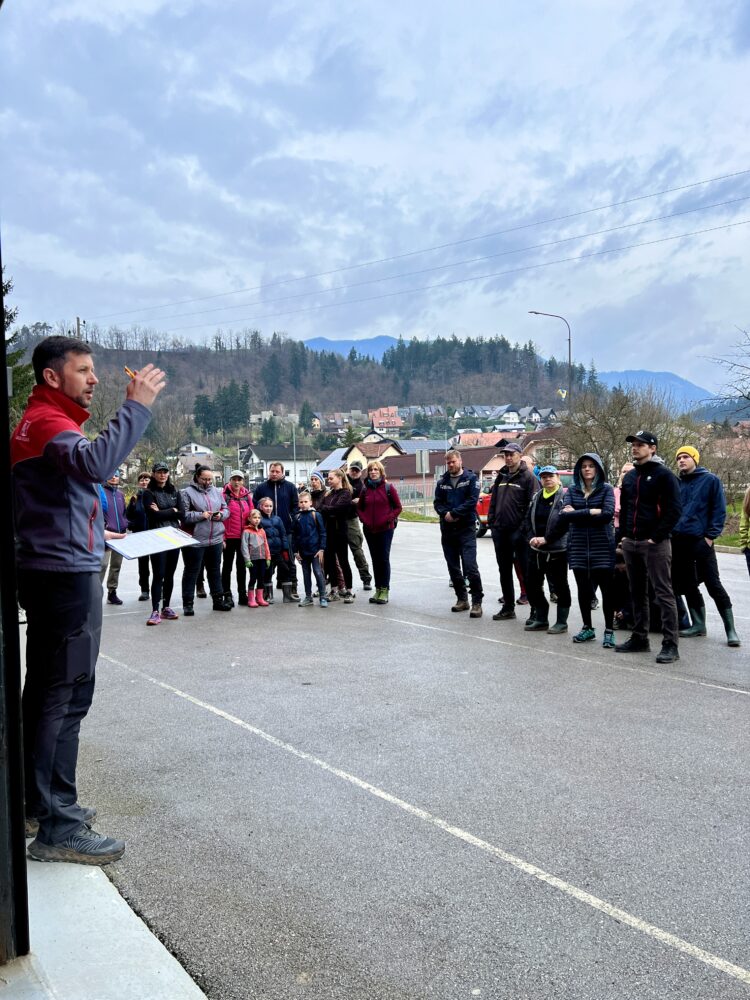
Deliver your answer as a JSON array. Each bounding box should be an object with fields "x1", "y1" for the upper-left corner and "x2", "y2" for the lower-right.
[{"x1": 13, "y1": 325, "x2": 594, "y2": 417}]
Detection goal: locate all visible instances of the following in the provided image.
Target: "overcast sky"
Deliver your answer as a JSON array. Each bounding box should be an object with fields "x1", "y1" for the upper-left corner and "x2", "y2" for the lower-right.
[{"x1": 2, "y1": 0, "x2": 749, "y2": 390}]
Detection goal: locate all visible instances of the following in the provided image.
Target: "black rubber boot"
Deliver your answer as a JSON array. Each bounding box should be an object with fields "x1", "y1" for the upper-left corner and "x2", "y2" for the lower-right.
[
  {"x1": 223, "y1": 591, "x2": 235, "y2": 609},
  {"x1": 183, "y1": 602, "x2": 194, "y2": 617},
  {"x1": 282, "y1": 583, "x2": 298, "y2": 603},
  {"x1": 213, "y1": 595, "x2": 232, "y2": 611}
]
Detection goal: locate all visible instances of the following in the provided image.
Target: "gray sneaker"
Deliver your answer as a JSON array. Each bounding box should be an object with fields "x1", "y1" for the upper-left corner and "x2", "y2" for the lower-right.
[
  {"x1": 28, "y1": 825, "x2": 125, "y2": 866},
  {"x1": 298, "y1": 596, "x2": 314, "y2": 607}
]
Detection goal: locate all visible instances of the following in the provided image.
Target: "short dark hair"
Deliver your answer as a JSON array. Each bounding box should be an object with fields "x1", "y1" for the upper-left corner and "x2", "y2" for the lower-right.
[{"x1": 32, "y1": 336, "x2": 92, "y2": 385}]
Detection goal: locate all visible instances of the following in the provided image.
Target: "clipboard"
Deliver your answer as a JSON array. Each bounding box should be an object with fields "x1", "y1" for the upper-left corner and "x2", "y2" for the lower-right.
[{"x1": 105, "y1": 526, "x2": 199, "y2": 559}]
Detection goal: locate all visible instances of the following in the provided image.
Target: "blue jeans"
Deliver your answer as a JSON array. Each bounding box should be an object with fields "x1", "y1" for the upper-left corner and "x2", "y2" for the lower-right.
[{"x1": 300, "y1": 554, "x2": 327, "y2": 597}]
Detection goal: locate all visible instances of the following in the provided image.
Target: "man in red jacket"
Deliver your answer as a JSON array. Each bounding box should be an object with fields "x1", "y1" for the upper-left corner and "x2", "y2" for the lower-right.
[{"x1": 12, "y1": 336, "x2": 165, "y2": 864}]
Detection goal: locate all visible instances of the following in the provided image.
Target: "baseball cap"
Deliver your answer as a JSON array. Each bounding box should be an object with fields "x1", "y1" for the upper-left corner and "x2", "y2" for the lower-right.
[
  {"x1": 626, "y1": 430, "x2": 658, "y2": 447},
  {"x1": 501, "y1": 443, "x2": 522, "y2": 454},
  {"x1": 349, "y1": 461, "x2": 363, "y2": 470},
  {"x1": 152, "y1": 461, "x2": 169, "y2": 472},
  {"x1": 538, "y1": 465, "x2": 558, "y2": 475},
  {"x1": 229, "y1": 469, "x2": 245, "y2": 479}
]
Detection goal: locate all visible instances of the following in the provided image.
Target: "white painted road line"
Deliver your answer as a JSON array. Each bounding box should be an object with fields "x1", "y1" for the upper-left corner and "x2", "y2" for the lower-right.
[
  {"x1": 350, "y1": 610, "x2": 750, "y2": 697},
  {"x1": 102, "y1": 654, "x2": 750, "y2": 988}
]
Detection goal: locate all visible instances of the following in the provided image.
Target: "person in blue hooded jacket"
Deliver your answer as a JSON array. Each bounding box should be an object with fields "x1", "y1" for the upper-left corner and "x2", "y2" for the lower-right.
[
  {"x1": 672, "y1": 446, "x2": 740, "y2": 647},
  {"x1": 560, "y1": 453, "x2": 616, "y2": 647}
]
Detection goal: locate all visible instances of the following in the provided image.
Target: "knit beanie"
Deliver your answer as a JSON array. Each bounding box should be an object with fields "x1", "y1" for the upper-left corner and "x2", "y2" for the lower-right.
[{"x1": 675, "y1": 445, "x2": 700, "y2": 464}]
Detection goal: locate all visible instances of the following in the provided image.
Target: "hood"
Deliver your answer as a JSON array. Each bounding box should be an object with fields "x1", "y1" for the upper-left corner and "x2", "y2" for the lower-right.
[
  {"x1": 224, "y1": 483, "x2": 250, "y2": 499},
  {"x1": 679, "y1": 465, "x2": 709, "y2": 480},
  {"x1": 635, "y1": 454, "x2": 666, "y2": 471},
  {"x1": 573, "y1": 452, "x2": 606, "y2": 490}
]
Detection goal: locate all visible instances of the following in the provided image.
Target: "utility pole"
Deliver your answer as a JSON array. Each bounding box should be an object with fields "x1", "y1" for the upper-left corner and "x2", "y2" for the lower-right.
[
  {"x1": 528, "y1": 311, "x2": 573, "y2": 405},
  {"x1": 0, "y1": 233, "x2": 30, "y2": 963}
]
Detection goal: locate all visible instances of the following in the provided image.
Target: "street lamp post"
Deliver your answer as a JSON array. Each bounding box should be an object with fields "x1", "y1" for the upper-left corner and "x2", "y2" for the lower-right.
[{"x1": 528, "y1": 311, "x2": 572, "y2": 406}]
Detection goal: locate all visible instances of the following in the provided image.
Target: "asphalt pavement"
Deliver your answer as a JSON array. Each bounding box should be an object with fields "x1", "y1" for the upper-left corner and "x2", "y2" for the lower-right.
[{"x1": 70, "y1": 524, "x2": 749, "y2": 999}]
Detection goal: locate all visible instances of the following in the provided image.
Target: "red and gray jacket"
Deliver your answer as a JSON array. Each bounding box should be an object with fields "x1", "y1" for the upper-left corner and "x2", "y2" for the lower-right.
[{"x1": 11, "y1": 385, "x2": 152, "y2": 572}]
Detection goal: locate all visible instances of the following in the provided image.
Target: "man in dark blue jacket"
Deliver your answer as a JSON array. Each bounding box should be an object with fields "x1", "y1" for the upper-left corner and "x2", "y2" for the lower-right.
[
  {"x1": 673, "y1": 446, "x2": 740, "y2": 646},
  {"x1": 253, "y1": 462, "x2": 299, "y2": 597},
  {"x1": 11, "y1": 336, "x2": 166, "y2": 864},
  {"x1": 434, "y1": 450, "x2": 483, "y2": 617}
]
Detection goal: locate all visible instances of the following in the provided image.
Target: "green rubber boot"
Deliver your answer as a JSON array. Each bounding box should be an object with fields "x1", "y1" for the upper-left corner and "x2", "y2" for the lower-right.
[
  {"x1": 719, "y1": 607, "x2": 741, "y2": 647},
  {"x1": 547, "y1": 606, "x2": 570, "y2": 634},
  {"x1": 679, "y1": 605, "x2": 707, "y2": 638}
]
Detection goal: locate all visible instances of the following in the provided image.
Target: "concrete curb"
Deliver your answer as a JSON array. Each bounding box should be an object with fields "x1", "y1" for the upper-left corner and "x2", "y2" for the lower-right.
[{"x1": 0, "y1": 859, "x2": 208, "y2": 1000}]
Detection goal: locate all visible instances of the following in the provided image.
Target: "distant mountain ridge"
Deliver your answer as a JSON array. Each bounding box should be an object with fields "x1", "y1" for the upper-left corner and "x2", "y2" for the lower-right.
[{"x1": 597, "y1": 370, "x2": 714, "y2": 410}]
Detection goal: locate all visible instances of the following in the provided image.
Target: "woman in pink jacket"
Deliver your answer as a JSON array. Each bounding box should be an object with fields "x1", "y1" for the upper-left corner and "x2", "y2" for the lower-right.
[
  {"x1": 221, "y1": 470, "x2": 254, "y2": 606},
  {"x1": 357, "y1": 461, "x2": 402, "y2": 605}
]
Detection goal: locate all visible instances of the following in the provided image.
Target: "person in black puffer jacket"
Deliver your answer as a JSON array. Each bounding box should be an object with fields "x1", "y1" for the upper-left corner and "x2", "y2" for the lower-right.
[
  {"x1": 522, "y1": 466, "x2": 570, "y2": 634},
  {"x1": 617, "y1": 431, "x2": 682, "y2": 663},
  {"x1": 561, "y1": 453, "x2": 616, "y2": 646},
  {"x1": 253, "y1": 463, "x2": 299, "y2": 596},
  {"x1": 142, "y1": 461, "x2": 184, "y2": 624}
]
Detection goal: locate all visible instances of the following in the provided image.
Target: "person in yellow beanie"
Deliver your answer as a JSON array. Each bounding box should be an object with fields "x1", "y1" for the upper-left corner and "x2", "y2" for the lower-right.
[{"x1": 672, "y1": 446, "x2": 740, "y2": 647}]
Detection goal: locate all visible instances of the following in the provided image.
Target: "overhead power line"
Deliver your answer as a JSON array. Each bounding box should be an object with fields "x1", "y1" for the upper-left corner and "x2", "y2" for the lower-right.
[
  {"x1": 89, "y1": 166, "x2": 750, "y2": 322},
  {"x1": 157, "y1": 217, "x2": 750, "y2": 334},
  {"x1": 117, "y1": 196, "x2": 748, "y2": 327}
]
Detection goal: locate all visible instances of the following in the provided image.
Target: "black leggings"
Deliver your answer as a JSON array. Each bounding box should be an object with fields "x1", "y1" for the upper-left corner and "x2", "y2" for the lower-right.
[
  {"x1": 573, "y1": 568, "x2": 615, "y2": 629},
  {"x1": 150, "y1": 549, "x2": 180, "y2": 611}
]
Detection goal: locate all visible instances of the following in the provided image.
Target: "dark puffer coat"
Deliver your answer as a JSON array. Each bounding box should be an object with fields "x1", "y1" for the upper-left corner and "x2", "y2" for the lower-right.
[{"x1": 561, "y1": 453, "x2": 615, "y2": 571}]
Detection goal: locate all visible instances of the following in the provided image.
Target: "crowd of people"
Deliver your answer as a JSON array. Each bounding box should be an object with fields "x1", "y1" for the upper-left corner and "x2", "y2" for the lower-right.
[
  {"x1": 435, "y1": 436, "x2": 745, "y2": 664},
  {"x1": 11, "y1": 334, "x2": 747, "y2": 868},
  {"x1": 114, "y1": 458, "x2": 403, "y2": 623}
]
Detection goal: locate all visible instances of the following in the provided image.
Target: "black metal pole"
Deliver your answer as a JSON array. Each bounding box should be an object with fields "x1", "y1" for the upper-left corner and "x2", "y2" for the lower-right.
[
  {"x1": 528, "y1": 310, "x2": 573, "y2": 405},
  {"x1": 0, "y1": 234, "x2": 30, "y2": 962}
]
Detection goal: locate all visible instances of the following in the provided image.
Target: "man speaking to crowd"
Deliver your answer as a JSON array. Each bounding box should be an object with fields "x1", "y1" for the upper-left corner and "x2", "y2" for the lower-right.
[{"x1": 11, "y1": 336, "x2": 166, "y2": 865}]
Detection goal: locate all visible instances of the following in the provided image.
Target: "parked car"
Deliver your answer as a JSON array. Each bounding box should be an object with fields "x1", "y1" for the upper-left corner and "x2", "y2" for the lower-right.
[{"x1": 476, "y1": 470, "x2": 574, "y2": 536}]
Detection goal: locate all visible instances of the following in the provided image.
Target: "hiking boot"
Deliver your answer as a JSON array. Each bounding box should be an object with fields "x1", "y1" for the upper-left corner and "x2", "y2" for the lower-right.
[
  {"x1": 655, "y1": 640, "x2": 680, "y2": 664},
  {"x1": 138, "y1": 591, "x2": 150, "y2": 602},
  {"x1": 160, "y1": 607, "x2": 178, "y2": 620},
  {"x1": 492, "y1": 606, "x2": 516, "y2": 620},
  {"x1": 615, "y1": 633, "x2": 650, "y2": 653},
  {"x1": 212, "y1": 596, "x2": 232, "y2": 611},
  {"x1": 572, "y1": 627, "x2": 596, "y2": 643},
  {"x1": 451, "y1": 598, "x2": 470, "y2": 613},
  {"x1": 328, "y1": 589, "x2": 340, "y2": 602},
  {"x1": 26, "y1": 805, "x2": 96, "y2": 839},
  {"x1": 299, "y1": 596, "x2": 314, "y2": 607},
  {"x1": 223, "y1": 591, "x2": 235, "y2": 609},
  {"x1": 469, "y1": 603, "x2": 483, "y2": 618},
  {"x1": 196, "y1": 584, "x2": 207, "y2": 598},
  {"x1": 237, "y1": 592, "x2": 249, "y2": 606},
  {"x1": 548, "y1": 606, "x2": 570, "y2": 634},
  {"x1": 107, "y1": 591, "x2": 123, "y2": 606},
  {"x1": 146, "y1": 609, "x2": 161, "y2": 626},
  {"x1": 369, "y1": 589, "x2": 380, "y2": 604},
  {"x1": 28, "y1": 826, "x2": 125, "y2": 866},
  {"x1": 183, "y1": 603, "x2": 195, "y2": 617},
  {"x1": 375, "y1": 588, "x2": 389, "y2": 605},
  {"x1": 524, "y1": 619, "x2": 549, "y2": 631},
  {"x1": 602, "y1": 629, "x2": 616, "y2": 648}
]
